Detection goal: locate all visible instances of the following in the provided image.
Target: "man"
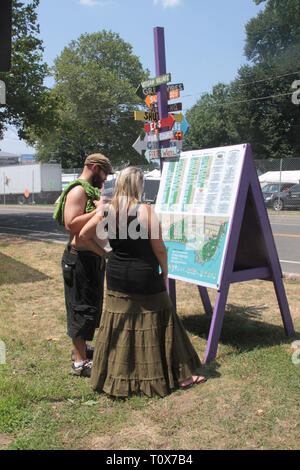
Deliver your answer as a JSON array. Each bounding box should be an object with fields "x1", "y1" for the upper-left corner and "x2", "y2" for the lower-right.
[{"x1": 54, "y1": 153, "x2": 114, "y2": 377}]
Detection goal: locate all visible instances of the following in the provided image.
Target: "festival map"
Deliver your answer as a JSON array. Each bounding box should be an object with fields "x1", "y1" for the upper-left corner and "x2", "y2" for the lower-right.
[{"x1": 155, "y1": 145, "x2": 246, "y2": 288}]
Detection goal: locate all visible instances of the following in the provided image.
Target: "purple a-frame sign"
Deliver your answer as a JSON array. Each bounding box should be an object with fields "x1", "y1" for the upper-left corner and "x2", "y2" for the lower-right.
[
  {"x1": 153, "y1": 27, "x2": 295, "y2": 363},
  {"x1": 203, "y1": 143, "x2": 295, "y2": 362}
]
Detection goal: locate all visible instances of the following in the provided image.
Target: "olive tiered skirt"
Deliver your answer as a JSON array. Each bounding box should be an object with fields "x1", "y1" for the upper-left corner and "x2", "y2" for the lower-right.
[{"x1": 90, "y1": 289, "x2": 202, "y2": 398}]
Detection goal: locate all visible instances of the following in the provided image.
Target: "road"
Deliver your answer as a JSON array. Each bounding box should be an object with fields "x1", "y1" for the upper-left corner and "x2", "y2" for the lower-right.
[
  {"x1": 269, "y1": 214, "x2": 300, "y2": 277},
  {"x1": 0, "y1": 206, "x2": 299, "y2": 276},
  {"x1": 0, "y1": 206, "x2": 68, "y2": 244}
]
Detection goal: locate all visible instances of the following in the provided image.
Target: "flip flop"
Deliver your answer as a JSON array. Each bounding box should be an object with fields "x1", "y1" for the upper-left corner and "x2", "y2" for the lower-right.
[{"x1": 179, "y1": 375, "x2": 207, "y2": 390}]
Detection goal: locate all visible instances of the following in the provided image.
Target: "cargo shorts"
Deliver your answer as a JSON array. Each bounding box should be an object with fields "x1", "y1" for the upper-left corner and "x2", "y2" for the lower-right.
[{"x1": 62, "y1": 245, "x2": 105, "y2": 341}]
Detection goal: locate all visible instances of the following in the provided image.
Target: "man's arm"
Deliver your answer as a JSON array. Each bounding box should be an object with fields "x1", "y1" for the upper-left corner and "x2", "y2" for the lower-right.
[{"x1": 64, "y1": 185, "x2": 99, "y2": 234}]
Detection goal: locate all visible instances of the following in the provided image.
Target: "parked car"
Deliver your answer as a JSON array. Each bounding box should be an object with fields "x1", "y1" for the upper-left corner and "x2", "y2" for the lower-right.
[
  {"x1": 270, "y1": 183, "x2": 300, "y2": 211},
  {"x1": 102, "y1": 178, "x2": 115, "y2": 201},
  {"x1": 262, "y1": 182, "x2": 296, "y2": 209},
  {"x1": 142, "y1": 179, "x2": 160, "y2": 204}
]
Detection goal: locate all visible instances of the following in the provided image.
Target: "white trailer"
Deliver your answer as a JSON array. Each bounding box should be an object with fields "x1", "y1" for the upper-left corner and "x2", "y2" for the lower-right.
[{"x1": 0, "y1": 163, "x2": 62, "y2": 204}]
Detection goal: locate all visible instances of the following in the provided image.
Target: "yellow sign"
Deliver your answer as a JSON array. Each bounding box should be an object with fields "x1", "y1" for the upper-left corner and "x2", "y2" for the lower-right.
[
  {"x1": 134, "y1": 110, "x2": 159, "y2": 122},
  {"x1": 172, "y1": 113, "x2": 184, "y2": 123}
]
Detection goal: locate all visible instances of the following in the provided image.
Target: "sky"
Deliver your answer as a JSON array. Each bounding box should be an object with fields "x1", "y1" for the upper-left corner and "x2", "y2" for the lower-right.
[{"x1": 2, "y1": 0, "x2": 263, "y2": 155}]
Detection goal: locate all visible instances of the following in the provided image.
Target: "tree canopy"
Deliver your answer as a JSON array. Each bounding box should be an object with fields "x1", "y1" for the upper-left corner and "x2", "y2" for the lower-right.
[
  {"x1": 31, "y1": 30, "x2": 149, "y2": 168},
  {"x1": 0, "y1": 0, "x2": 56, "y2": 141},
  {"x1": 184, "y1": 0, "x2": 300, "y2": 159}
]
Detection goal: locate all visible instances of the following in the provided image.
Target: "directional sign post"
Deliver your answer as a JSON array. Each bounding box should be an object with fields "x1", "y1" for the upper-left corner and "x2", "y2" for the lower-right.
[
  {"x1": 145, "y1": 92, "x2": 181, "y2": 109},
  {"x1": 145, "y1": 146, "x2": 180, "y2": 163},
  {"x1": 145, "y1": 94, "x2": 158, "y2": 108},
  {"x1": 141, "y1": 73, "x2": 171, "y2": 89},
  {"x1": 168, "y1": 89, "x2": 180, "y2": 100},
  {"x1": 173, "y1": 116, "x2": 190, "y2": 135},
  {"x1": 168, "y1": 102, "x2": 182, "y2": 112},
  {"x1": 160, "y1": 146, "x2": 180, "y2": 161},
  {"x1": 132, "y1": 136, "x2": 147, "y2": 155},
  {"x1": 172, "y1": 113, "x2": 184, "y2": 123},
  {"x1": 144, "y1": 113, "x2": 175, "y2": 133},
  {"x1": 147, "y1": 130, "x2": 175, "y2": 142},
  {"x1": 134, "y1": 110, "x2": 159, "y2": 122},
  {"x1": 167, "y1": 83, "x2": 184, "y2": 92}
]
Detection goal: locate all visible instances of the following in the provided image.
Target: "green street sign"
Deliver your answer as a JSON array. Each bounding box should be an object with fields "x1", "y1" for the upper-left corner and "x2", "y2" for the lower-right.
[{"x1": 141, "y1": 73, "x2": 171, "y2": 89}]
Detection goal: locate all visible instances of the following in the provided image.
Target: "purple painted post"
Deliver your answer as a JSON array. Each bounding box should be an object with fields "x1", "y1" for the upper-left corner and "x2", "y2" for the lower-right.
[
  {"x1": 153, "y1": 26, "x2": 176, "y2": 310},
  {"x1": 154, "y1": 27, "x2": 168, "y2": 122},
  {"x1": 204, "y1": 284, "x2": 229, "y2": 363},
  {"x1": 154, "y1": 27, "x2": 171, "y2": 160},
  {"x1": 198, "y1": 286, "x2": 213, "y2": 314}
]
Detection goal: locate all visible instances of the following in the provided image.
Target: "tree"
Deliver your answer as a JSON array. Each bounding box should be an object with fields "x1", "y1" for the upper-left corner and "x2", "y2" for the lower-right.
[
  {"x1": 245, "y1": 0, "x2": 300, "y2": 65},
  {"x1": 183, "y1": 84, "x2": 240, "y2": 151},
  {"x1": 231, "y1": 0, "x2": 300, "y2": 159},
  {"x1": 32, "y1": 30, "x2": 149, "y2": 168},
  {"x1": 0, "y1": 0, "x2": 56, "y2": 141},
  {"x1": 185, "y1": 0, "x2": 300, "y2": 159}
]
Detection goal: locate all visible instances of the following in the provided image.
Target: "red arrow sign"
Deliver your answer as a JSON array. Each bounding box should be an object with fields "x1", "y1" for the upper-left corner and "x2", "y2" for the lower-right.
[{"x1": 144, "y1": 113, "x2": 175, "y2": 133}]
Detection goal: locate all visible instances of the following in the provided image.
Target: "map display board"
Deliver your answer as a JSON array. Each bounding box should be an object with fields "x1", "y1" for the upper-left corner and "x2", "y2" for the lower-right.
[{"x1": 155, "y1": 144, "x2": 246, "y2": 289}]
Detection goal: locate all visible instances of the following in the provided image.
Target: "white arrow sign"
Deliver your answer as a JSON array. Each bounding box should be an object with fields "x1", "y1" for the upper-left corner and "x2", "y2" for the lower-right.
[
  {"x1": 169, "y1": 140, "x2": 183, "y2": 150},
  {"x1": 147, "y1": 130, "x2": 175, "y2": 142},
  {"x1": 132, "y1": 135, "x2": 147, "y2": 155}
]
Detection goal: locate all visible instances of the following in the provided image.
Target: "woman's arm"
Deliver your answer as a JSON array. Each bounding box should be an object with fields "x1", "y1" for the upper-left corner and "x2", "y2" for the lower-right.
[
  {"x1": 77, "y1": 212, "x2": 105, "y2": 257},
  {"x1": 139, "y1": 204, "x2": 168, "y2": 283}
]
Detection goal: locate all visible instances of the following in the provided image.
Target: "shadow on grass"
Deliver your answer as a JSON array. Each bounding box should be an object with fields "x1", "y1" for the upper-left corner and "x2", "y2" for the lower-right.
[
  {"x1": 181, "y1": 304, "x2": 299, "y2": 354},
  {"x1": 0, "y1": 252, "x2": 51, "y2": 285}
]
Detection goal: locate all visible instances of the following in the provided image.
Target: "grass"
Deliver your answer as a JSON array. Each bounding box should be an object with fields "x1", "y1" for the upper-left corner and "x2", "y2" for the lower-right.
[{"x1": 0, "y1": 234, "x2": 299, "y2": 450}]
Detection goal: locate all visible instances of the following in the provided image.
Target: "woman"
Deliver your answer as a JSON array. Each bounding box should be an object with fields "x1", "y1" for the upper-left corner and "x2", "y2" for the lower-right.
[{"x1": 78, "y1": 167, "x2": 206, "y2": 398}]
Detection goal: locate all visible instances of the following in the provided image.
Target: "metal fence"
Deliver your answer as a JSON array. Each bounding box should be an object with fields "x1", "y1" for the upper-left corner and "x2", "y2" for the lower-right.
[
  {"x1": 254, "y1": 157, "x2": 300, "y2": 179},
  {"x1": 64, "y1": 157, "x2": 300, "y2": 182},
  {"x1": 62, "y1": 162, "x2": 159, "y2": 175}
]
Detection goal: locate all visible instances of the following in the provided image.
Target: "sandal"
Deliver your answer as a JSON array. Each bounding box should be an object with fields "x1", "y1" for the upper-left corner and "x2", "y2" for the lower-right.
[{"x1": 179, "y1": 375, "x2": 207, "y2": 390}]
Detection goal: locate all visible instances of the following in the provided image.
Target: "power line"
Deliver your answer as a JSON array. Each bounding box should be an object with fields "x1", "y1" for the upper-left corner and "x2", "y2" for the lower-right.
[
  {"x1": 232, "y1": 70, "x2": 300, "y2": 88},
  {"x1": 83, "y1": 90, "x2": 296, "y2": 121},
  {"x1": 65, "y1": 70, "x2": 300, "y2": 116},
  {"x1": 180, "y1": 70, "x2": 300, "y2": 99},
  {"x1": 187, "y1": 91, "x2": 295, "y2": 110}
]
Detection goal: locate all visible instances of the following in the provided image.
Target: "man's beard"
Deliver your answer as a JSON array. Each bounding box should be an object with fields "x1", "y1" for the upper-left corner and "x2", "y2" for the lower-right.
[{"x1": 92, "y1": 172, "x2": 105, "y2": 188}]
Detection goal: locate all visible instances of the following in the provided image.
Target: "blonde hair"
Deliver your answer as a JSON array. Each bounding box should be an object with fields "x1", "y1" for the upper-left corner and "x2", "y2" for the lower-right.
[{"x1": 110, "y1": 167, "x2": 144, "y2": 219}]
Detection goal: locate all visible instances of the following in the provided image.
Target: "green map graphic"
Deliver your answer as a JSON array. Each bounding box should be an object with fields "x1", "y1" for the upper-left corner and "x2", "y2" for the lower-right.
[
  {"x1": 196, "y1": 222, "x2": 227, "y2": 262},
  {"x1": 166, "y1": 218, "x2": 228, "y2": 264}
]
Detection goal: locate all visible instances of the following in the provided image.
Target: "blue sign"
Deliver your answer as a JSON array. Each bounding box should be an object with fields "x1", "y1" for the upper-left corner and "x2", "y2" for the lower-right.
[
  {"x1": 20, "y1": 154, "x2": 36, "y2": 164},
  {"x1": 173, "y1": 116, "x2": 189, "y2": 135}
]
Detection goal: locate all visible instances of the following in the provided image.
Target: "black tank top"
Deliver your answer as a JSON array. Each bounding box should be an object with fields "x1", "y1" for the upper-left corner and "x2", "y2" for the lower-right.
[{"x1": 106, "y1": 203, "x2": 166, "y2": 294}]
